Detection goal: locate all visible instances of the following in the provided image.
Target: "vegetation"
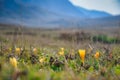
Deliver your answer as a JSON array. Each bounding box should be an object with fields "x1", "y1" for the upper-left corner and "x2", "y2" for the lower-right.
[
  {"x1": 0, "y1": 45, "x2": 120, "y2": 80},
  {"x1": 0, "y1": 25, "x2": 120, "y2": 80},
  {"x1": 92, "y1": 34, "x2": 120, "y2": 44}
]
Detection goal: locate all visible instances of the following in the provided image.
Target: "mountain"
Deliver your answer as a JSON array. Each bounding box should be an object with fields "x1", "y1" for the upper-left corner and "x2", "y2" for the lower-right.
[
  {"x1": 0, "y1": 0, "x2": 114, "y2": 27},
  {"x1": 76, "y1": 15, "x2": 120, "y2": 28}
]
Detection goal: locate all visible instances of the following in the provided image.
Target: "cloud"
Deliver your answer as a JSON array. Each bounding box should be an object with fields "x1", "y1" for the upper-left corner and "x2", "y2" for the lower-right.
[{"x1": 69, "y1": 0, "x2": 120, "y2": 15}]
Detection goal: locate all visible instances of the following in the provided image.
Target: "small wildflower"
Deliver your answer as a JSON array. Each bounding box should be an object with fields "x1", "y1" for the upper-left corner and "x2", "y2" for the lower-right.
[
  {"x1": 39, "y1": 57, "x2": 45, "y2": 63},
  {"x1": 15, "y1": 48, "x2": 21, "y2": 55},
  {"x1": 78, "y1": 49, "x2": 86, "y2": 64},
  {"x1": 10, "y1": 57, "x2": 17, "y2": 68},
  {"x1": 33, "y1": 48, "x2": 37, "y2": 54},
  {"x1": 94, "y1": 51, "x2": 100, "y2": 59},
  {"x1": 60, "y1": 48, "x2": 64, "y2": 51},
  {"x1": 58, "y1": 48, "x2": 64, "y2": 56}
]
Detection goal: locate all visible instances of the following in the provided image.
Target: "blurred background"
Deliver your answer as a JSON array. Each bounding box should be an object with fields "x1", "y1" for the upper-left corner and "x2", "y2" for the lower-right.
[{"x1": 0, "y1": 0, "x2": 120, "y2": 48}]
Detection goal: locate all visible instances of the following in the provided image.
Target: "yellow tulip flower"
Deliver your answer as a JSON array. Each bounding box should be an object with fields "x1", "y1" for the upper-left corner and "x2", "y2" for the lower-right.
[
  {"x1": 78, "y1": 49, "x2": 86, "y2": 64},
  {"x1": 15, "y1": 48, "x2": 21, "y2": 55},
  {"x1": 59, "y1": 48, "x2": 64, "y2": 56},
  {"x1": 94, "y1": 51, "x2": 100, "y2": 59},
  {"x1": 10, "y1": 57, "x2": 17, "y2": 68}
]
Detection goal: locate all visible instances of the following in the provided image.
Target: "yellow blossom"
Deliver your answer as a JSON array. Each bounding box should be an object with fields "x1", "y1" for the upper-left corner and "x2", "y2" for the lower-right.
[
  {"x1": 39, "y1": 57, "x2": 45, "y2": 63},
  {"x1": 59, "y1": 48, "x2": 64, "y2": 56},
  {"x1": 60, "y1": 48, "x2": 64, "y2": 51},
  {"x1": 10, "y1": 57, "x2": 17, "y2": 68},
  {"x1": 33, "y1": 48, "x2": 37, "y2": 54},
  {"x1": 59, "y1": 51, "x2": 64, "y2": 56},
  {"x1": 94, "y1": 51, "x2": 100, "y2": 59},
  {"x1": 15, "y1": 48, "x2": 21, "y2": 55},
  {"x1": 78, "y1": 49, "x2": 86, "y2": 64}
]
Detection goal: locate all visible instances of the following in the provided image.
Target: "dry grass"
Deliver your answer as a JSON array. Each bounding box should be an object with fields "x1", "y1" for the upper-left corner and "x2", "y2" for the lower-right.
[{"x1": 0, "y1": 24, "x2": 120, "y2": 80}]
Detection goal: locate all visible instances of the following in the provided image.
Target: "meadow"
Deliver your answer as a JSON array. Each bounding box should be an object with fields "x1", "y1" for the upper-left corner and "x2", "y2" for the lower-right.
[{"x1": 0, "y1": 24, "x2": 120, "y2": 80}]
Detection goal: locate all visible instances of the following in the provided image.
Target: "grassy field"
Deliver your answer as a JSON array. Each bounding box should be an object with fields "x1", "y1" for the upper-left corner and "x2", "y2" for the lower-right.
[{"x1": 0, "y1": 24, "x2": 120, "y2": 80}]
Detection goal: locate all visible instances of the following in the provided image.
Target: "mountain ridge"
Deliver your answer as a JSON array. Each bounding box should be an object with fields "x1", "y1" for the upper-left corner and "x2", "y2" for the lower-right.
[{"x1": 0, "y1": 0, "x2": 116, "y2": 28}]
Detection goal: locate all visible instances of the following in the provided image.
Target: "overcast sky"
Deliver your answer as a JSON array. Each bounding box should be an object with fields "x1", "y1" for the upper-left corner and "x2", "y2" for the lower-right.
[{"x1": 69, "y1": 0, "x2": 120, "y2": 15}]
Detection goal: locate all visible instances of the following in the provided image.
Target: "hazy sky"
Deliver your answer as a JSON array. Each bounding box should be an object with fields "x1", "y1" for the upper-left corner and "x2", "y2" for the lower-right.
[{"x1": 69, "y1": 0, "x2": 120, "y2": 15}]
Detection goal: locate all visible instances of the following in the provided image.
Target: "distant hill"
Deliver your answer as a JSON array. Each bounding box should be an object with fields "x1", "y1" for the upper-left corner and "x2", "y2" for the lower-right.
[
  {"x1": 0, "y1": 0, "x2": 119, "y2": 28},
  {"x1": 76, "y1": 15, "x2": 120, "y2": 28}
]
